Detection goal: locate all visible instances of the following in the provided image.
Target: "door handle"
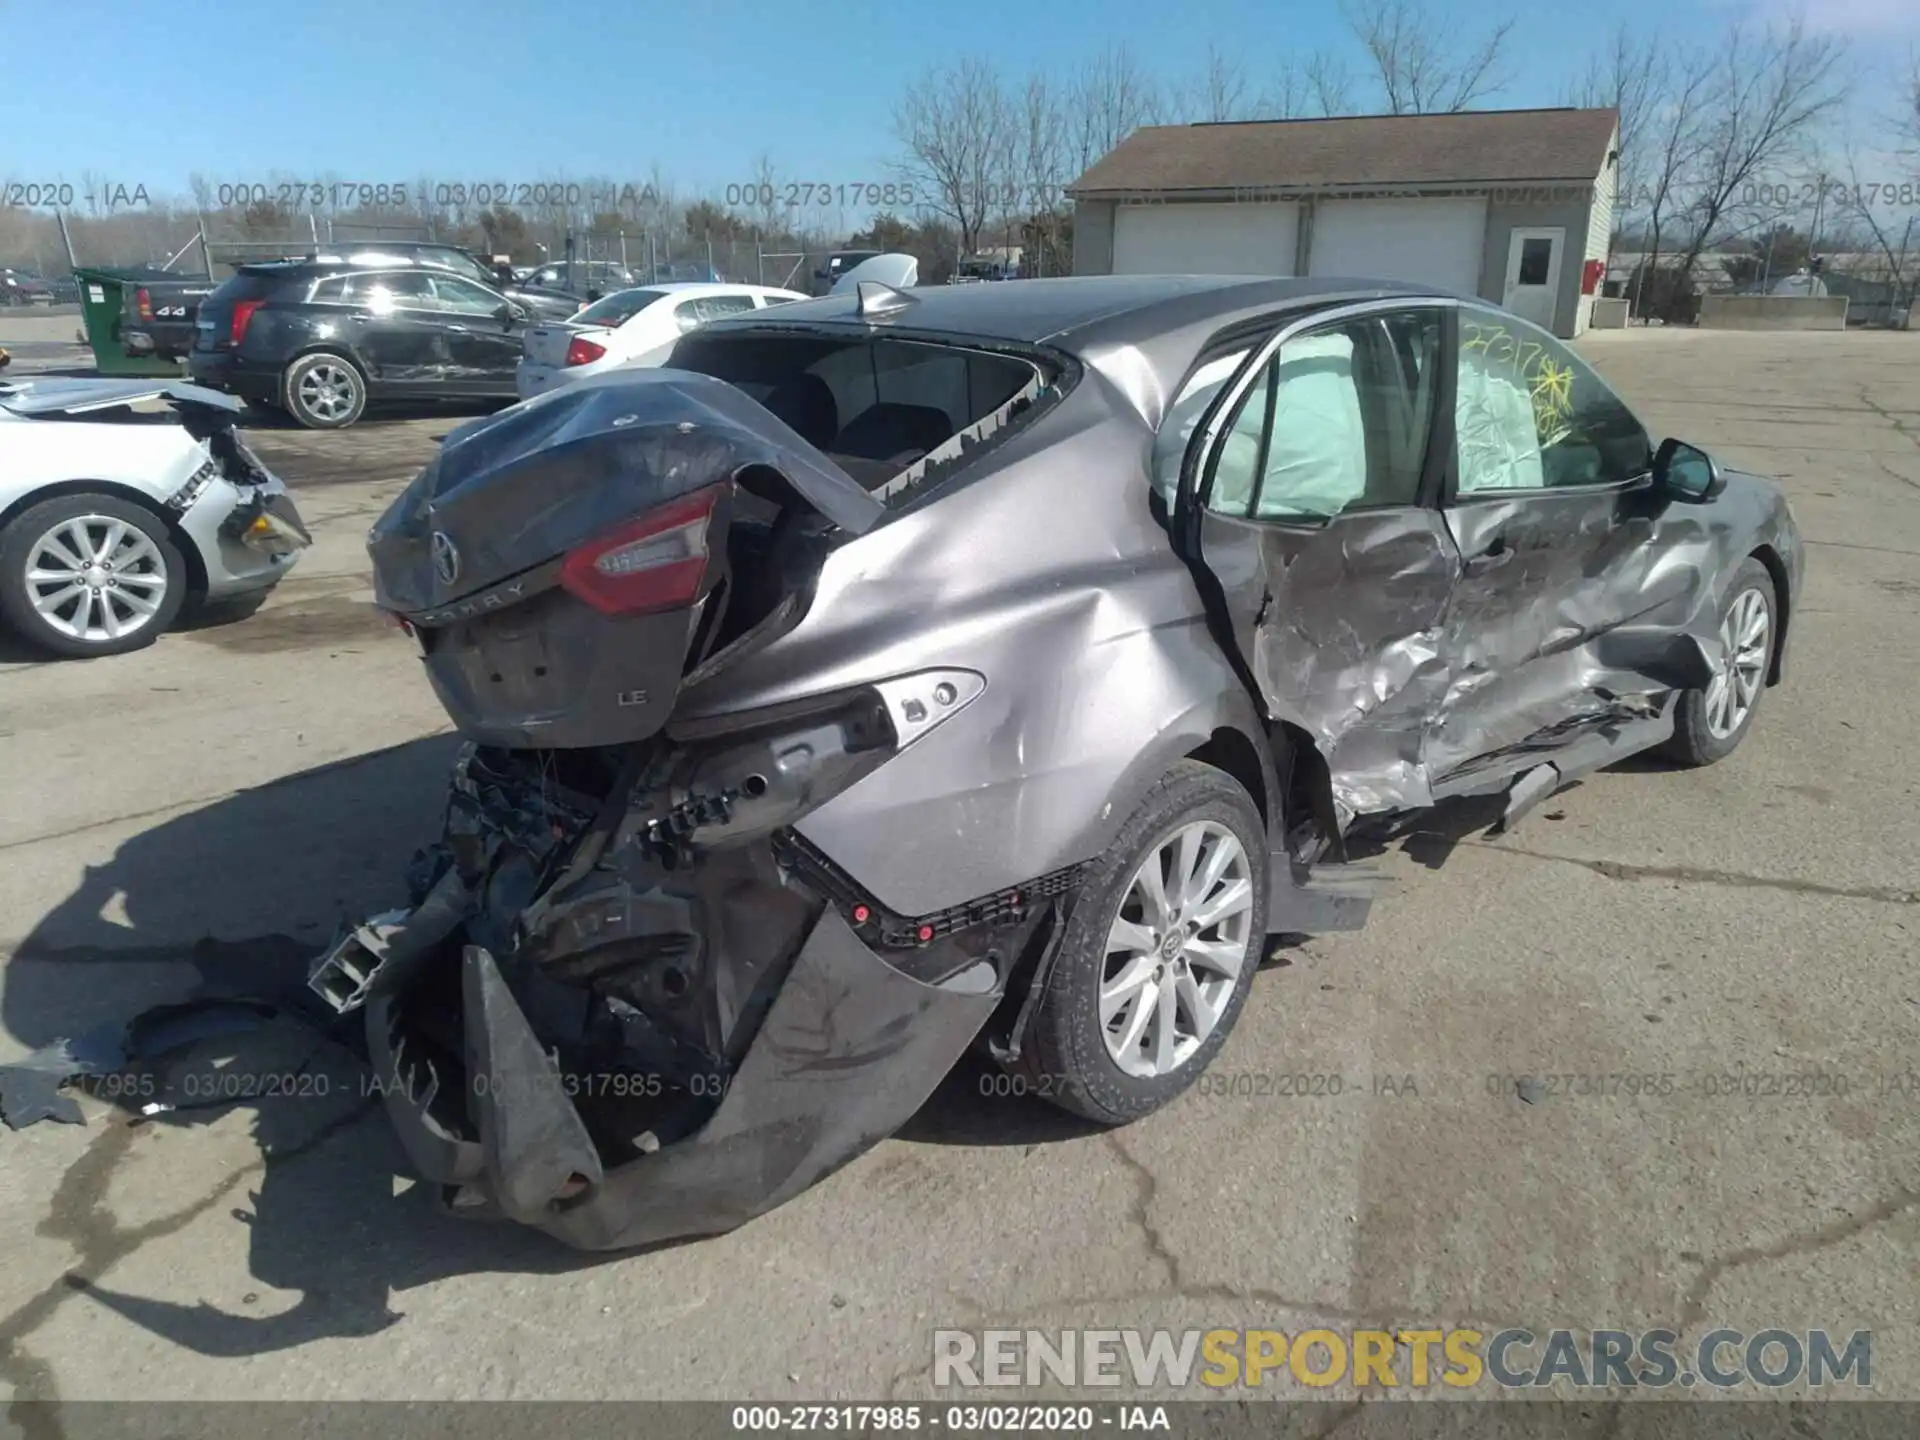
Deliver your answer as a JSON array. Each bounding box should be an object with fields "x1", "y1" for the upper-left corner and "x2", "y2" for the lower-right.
[
  {"x1": 1464, "y1": 538, "x2": 1513, "y2": 576},
  {"x1": 445, "y1": 323, "x2": 470, "y2": 333}
]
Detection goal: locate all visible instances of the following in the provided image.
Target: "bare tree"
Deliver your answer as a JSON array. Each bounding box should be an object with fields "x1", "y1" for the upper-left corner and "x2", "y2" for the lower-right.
[
  {"x1": 1175, "y1": 42, "x2": 1253, "y2": 124},
  {"x1": 1905, "y1": 50, "x2": 1920, "y2": 154},
  {"x1": 1819, "y1": 143, "x2": 1918, "y2": 308},
  {"x1": 1260, "y1": 54, "x2": 1356, "y2": 118},
  {"x1": 1668, "y1": 19, "x2": 1849, "y2": 282},
  {"x1": 1343, "y1": 0, "x2": 1514, "y2": 113},
  {"x1": 1068, "y1": 43, "x2": 1165, "y2": 174},
  {"x1": 1628, "y1": 48, "x2": 1713, "y2": 316},
  {"x1": 1570, "y1": 27, "x2": 1665, "y2": 206},
  {"x1": 893, "y1": 57, "x2": 1014, "y2": 260},
  {"x1": 1012, "y1": 72, "x2": 1071, "y2": 274}
]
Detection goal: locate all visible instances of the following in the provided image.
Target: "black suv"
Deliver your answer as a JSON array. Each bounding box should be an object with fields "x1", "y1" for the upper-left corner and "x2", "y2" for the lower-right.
[{"x1": 188, "y1": 260, "x2": 537, "y2": 429}]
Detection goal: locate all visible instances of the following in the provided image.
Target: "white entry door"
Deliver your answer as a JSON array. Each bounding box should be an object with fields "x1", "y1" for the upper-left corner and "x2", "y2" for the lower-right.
[{"x1": 1503, "y1": 227, "x2": 1564, "y2": 331}]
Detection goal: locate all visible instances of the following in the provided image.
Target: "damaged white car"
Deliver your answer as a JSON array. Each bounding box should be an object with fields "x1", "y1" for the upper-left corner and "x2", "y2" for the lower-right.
[{"x1": 0, "y1": 378, "x2": 310, "y2": 657}]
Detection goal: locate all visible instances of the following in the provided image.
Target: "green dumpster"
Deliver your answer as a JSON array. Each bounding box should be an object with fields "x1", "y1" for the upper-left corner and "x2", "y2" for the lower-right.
[{"x1": 73, "y1": 266, "x2": 185, "y2": 377}]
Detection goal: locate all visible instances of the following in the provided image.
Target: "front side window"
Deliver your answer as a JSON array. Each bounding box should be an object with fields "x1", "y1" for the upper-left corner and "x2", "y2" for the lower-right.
[
  {"x1": 1454, "y1": 309, "x2": 1650, "y2": 493},
  {"x1": 426, "y1": 275, "x2": 507, "y2": 315},
  {"x1": 346, "y1": 270, "x2": 434, "y2": 312}
]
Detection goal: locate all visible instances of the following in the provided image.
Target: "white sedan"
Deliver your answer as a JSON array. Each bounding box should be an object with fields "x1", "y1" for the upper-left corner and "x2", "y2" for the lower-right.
[
  {"x1": 515, "y1": 283, "x2": 806, "y2": 401},
  {"x1": 0, "y1": 378, "x2": 309, "y2": 657}
]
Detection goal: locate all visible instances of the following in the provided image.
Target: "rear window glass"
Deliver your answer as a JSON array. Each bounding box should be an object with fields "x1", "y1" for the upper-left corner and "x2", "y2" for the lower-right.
[
  {"x1": 573, "y1": 288, "x2": 669, "y2": 327},
  {"x1": 668, "y1": 329, "x2": 1050, "y2": 507},
  {"x1": 215, "y1": 272, "x2": 285, "y2": 302}
]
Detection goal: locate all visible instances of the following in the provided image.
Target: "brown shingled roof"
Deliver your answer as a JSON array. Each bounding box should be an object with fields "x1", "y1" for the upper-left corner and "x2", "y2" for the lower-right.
[{"x1": 1067, "y1": 107, "x2": 1619, "y2": 196}]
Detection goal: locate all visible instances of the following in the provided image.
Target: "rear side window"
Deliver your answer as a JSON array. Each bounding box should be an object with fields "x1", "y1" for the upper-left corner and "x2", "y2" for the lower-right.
[
  {"x1": 668, "y1": 329, "x2": 1050, "y2": 506},
  {"x1": 211, "y1": 271, "x2": 284, "y2": 304},
  {"x1": 1202, "y1": 314, "x2": 1439, "y2": 521},
  {"x1": 1152, "y1": 346, "x2": 1255, "y2": 509},
  {"x1": 672, "y1": 294, "x2": 757, "y2": 332}
]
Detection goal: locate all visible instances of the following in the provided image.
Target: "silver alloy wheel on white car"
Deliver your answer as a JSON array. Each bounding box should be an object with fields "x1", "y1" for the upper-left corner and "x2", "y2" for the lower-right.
[
  {"x1": 24, "y1": 513, "x2": 170, "y2": 643},
  {"x1": 295, "y1": 361, "x2": 359, "y2": 424},
  {"x1": 1703, "y1": 585, "x2": 1770, "y2": 739},
  {"x1": 1100, "y1": 819, "x2": 1255, "y2": 1078}
]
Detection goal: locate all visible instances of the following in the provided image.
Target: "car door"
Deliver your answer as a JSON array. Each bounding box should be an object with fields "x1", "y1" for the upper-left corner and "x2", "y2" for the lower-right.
[
  {"x1": 1168, "y1": 302, "x2": 1459, "y2": 816},
  {"x1": 340, "y1": 270, "x2": 445, "y2": 392},
  {"x1": 423, "y1": 274, "x2": 526, "y2": 394},
  {"x1": 1424, "y1": 304, "x2": 1662, "y2": 791}
]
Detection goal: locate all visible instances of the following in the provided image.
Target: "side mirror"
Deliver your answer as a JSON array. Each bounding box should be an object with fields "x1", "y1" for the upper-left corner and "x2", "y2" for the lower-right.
[
  {"x1": 1654, "y1": 437, "x2": 1725, "y2": 502},
  {"x1": 496, "y1": 302, "x2": 527, "y2": 322}
]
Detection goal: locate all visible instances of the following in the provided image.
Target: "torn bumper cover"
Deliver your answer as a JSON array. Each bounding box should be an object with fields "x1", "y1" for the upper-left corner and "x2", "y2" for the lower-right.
[
  {"x1": 321, "y1": 742, "x2": 1018, "y2": 1251},
  {"x1": 367, "y1": 912, "x2": 997, "y2": 1250}
]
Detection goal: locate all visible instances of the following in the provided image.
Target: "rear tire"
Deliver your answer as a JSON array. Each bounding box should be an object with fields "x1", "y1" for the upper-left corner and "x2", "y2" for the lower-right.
[
  {"x1": 282, "y1": 351, "x2": 367, "y2": 429},
  {"x1": 1661, "y1": 557, "x2": 1776, "y2": 767},
  {"x1": 1010, "y1": 760, "x2": 1269, "y2": 1126},
  {"x1": 0, "y1": 493, "x2": 185, "y2": 658}
]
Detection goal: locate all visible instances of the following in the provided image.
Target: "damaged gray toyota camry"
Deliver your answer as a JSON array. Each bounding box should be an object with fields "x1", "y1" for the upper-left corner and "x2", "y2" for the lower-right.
[{"x1": 319, "y1": 274, "x2": 1802, "y2": 1250}]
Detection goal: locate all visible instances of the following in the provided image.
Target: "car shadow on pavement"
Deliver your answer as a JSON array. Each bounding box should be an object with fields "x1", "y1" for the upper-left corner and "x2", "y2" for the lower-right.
[
  {"x1": 3, "y1": 734, "x2": 1100, "y2": 1362},
  {"x1": 4, "y1": 735, "x2": 618, "y2": 1359}
]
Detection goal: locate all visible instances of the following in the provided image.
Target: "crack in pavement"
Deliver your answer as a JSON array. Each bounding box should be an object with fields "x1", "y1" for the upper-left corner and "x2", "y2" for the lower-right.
[
  {"x1": 1859, "y1": 389, "x2": 1920, "y2": 456},
  {"x1": 1463, "y1": 840, "x2": 1918, "y2": 906},
  {"x1": 881, "y1": 1135, "x2": 1527, "y2": 1402},
  {"x1": 0, "y1": 1097, "x2": 377, "y2": 1427},
  {"x1": 1676, "y1": 1186, "x2": 1920, "y2": 1333},
  {"x1": 1874, "y1": 458, "x2": 1920, "y2": 495}
]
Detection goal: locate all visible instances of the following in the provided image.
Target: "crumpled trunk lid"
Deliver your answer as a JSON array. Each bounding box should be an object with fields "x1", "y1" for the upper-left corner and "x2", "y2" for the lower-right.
[{"x1": 366, "y1": 368, "x2": 883, "y2": 749}]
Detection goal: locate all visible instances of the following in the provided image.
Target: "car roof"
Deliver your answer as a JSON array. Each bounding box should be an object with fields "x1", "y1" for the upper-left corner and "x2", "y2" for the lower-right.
[
  {"x1": 702, "y1": 275, "x2": 1445, "y2": 349},
  {"x1": 694, "y1": 274, "x2": 1460, "y2": 425},
  {"x1": 640, "y1": 281, "x2": 785, "y2": 295}
]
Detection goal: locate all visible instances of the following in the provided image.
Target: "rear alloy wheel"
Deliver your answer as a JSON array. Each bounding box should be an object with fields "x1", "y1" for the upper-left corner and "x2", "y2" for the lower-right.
[
  {"x1": 1661, "y1": 557, "x2": 1777, "y2": 767},
  {"x1": 1009, "y1": 760, "x2": 1269, "y2": 1125},
  {"x1": 283, "y1": 351, "x2": 366, "y2": 429},
  {"x1": 0, "y1": 494, "x2": 185, "y2": 657}
]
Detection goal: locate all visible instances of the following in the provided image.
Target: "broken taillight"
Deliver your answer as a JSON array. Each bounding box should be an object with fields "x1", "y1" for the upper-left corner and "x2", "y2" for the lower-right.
[
  {"x1": 231, "y1": 298, "x2": 265, "y2": 347},
  {"x1": 558, "y1": 483, "x2": 724, "y2": 617},
  {"x1": 564, "y1": 334, "x2": 607, "y2": 366}
]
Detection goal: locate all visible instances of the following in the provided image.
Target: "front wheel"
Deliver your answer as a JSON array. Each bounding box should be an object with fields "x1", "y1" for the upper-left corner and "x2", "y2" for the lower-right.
[
  {"x1": 282, "y1": 351, "x2": 367, "y2": 429},
  {"x1": 0, "y1": 494, "x2": 186, "y2": 657},
  {"x1": 1009, "y1": 760, "x2": 1269, "y2": 1126},
  {"x1": 1661, "y1": 557, "x2": 1778, "y2": 766}
]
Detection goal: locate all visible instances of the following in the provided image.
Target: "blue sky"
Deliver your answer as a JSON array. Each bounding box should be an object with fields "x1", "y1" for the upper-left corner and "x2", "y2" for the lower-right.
[{"x1": 0, "y1": 0, "x2": 1913, "y2": 202}]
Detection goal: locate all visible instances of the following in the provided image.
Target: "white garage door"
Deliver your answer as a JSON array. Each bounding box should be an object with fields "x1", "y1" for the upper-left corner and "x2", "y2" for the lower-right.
[
  {"x1": 1111, "y1": 201, "x2": 1299, "y2": 276},
  {"x1": 1307, "y1": 197, "x2": 1488, "y2": 292}
]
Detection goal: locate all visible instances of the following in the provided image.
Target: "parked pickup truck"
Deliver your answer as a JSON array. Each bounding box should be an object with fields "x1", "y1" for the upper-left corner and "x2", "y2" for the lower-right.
[{"x1": 119, "y1": 274, "x2": 221, "y2": 362}]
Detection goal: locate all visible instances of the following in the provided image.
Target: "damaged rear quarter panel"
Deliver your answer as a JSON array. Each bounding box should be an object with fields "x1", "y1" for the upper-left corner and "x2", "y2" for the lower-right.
[{"x1": 672, "y1": 368, "x2": 1269, "y2": 918}]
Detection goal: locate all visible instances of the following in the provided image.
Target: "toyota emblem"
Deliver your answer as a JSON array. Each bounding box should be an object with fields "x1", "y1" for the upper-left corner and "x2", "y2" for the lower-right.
[{"x1": 431, "y1": 532, "x2": 461, "y2": 585}]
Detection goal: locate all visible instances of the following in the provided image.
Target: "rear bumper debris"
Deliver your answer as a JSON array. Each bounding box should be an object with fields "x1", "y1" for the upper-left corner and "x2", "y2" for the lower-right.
[
  {"x1": 368, "y1": 907, "x2": 1000, "y2": 1249},
  {"x1": 328, "y1": 739, "x2": 1032, "y2": 1251}
]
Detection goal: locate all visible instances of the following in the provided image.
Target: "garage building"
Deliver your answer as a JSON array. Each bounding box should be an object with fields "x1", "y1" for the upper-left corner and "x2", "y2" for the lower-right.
[{"x1": 1067, "y1": 107, "x2": 1620, "y2": 339}]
